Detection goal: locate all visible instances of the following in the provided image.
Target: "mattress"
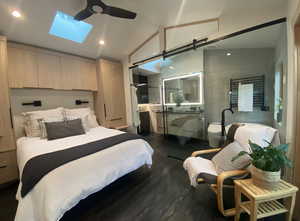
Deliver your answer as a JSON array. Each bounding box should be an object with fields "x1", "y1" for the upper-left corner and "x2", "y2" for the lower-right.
[{"x1": 15, "y1": 126, "x2": 154, "y2": 221}]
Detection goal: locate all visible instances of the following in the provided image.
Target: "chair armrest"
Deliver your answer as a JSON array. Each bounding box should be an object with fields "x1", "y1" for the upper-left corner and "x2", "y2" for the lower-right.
[
  {"x1": 217, "y1": 170, "x2": 248, "y2": 187},
  {"x1": 191, "y1": 148, "x2": 222, "y2": 157},
  {"x1": 215, "y1": 170, "x2": 249, "y2": 214}
]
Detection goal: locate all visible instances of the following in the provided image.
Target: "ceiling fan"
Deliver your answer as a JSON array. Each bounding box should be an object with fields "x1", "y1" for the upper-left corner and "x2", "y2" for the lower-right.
[{"x1": 74, "y1": 0, "x2": 137, "y2": 21}]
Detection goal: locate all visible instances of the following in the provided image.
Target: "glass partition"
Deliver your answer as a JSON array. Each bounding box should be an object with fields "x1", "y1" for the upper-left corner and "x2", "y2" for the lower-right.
[{"x1": 131, "y1": 21, "x2": 287, "y2": 152}]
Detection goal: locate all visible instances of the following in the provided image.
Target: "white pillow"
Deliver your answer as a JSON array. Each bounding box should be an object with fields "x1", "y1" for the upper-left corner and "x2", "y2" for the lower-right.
[
  {"x1": 88, "y1": 110, "x2": 99, "y2": 128},
  {"x1": 212, "y1": 141, "x2": 251, "y2": 174},
  {"x1": 65, "y1": 115, "x2": 91, "y2": 132},
  {"x1": 64, "y1": 108, "x2": 99, "y2": 130},
  {"x1": 23, "y1": 108, "x2": 64, "y2": 137}
]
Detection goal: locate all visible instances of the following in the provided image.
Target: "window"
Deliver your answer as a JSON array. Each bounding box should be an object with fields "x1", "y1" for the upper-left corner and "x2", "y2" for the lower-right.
[
  {"x1": 274, "y1": 63, "x2": 283, "y2": 124},
  {"x1": 49, "y1": 11, "x2": 93, "y2": 43}
]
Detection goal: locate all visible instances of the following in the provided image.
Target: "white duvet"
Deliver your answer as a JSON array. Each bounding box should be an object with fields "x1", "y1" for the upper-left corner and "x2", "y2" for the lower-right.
[{"x1": 15, "y1": 126, "x2": 153, "y2": 221}]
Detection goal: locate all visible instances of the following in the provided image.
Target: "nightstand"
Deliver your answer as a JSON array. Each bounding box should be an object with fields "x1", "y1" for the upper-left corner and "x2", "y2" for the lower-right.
[
  {"x1": 0, "y1": 148, "x2": 18, "y2": 185},
  {"x1": 234, "y1": 179, "x2": 298, "y2": 221}
]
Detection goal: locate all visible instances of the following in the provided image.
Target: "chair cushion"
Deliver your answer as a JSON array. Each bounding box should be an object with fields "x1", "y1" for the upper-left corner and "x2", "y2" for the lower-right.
[
  {"x1": 183, "y1": 156, "x2": 217, "y2": 187},
  {"x1": 234, "y1": 123, "x2": 277, "y2": 148},
  {"x1": 212, "y1": 141, "x2": 251, "y2": 174}
]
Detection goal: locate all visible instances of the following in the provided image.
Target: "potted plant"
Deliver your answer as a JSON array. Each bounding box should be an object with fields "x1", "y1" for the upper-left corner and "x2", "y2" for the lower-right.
[
  {"x1": 232, "y1": 140, "x2": 292, "y2": 189},
  {"x1": 174, "y1": 91, "x2": 184, "y2": 107}
]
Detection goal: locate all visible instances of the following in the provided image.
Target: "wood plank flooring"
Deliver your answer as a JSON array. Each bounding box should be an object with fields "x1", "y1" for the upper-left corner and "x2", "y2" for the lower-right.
[{"x1": 0, "y1": 134, "x2": 284, "y2": 221}]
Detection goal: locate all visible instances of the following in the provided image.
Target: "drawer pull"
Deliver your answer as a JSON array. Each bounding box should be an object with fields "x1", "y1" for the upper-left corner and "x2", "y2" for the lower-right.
[
  {"x1": 0, "y1": 165, "x2": 7, "y2": 169},
  {"x1": 111, "y1": 118, "x2": 122, "y2": 121}
]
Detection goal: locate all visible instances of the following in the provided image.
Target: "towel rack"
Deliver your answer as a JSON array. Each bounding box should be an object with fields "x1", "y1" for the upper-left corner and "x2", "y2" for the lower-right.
[{"x1": 230, "y1": 75, "x2": 266, "y2": 110}]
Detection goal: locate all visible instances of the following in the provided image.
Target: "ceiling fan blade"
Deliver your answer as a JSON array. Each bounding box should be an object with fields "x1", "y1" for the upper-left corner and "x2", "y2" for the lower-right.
[
  {"x1": 74, "y1": 9, "x2": 94, "y2": 21},
  {"x1": 103, "y1": 6, "x2": 137, "y2": 19}
]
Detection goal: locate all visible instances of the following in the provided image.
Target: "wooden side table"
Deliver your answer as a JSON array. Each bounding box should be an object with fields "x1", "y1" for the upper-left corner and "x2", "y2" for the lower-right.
[{"x1": 234, "y1": 179, "x2": 298, "y2": 221}]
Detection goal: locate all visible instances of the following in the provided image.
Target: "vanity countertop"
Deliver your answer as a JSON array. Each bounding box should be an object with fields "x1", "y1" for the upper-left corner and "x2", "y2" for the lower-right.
[{"x1": 153, "y1": 110, "x2": 203, "y2": 114}]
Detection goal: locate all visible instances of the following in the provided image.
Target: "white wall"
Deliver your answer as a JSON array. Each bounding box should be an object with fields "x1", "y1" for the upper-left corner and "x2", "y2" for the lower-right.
[{"x1": 122, "y1": 57, "x2": 133, "y2": 127}]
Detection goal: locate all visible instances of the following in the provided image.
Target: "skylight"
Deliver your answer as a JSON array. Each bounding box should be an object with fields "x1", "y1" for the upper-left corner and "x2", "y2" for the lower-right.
[{"x1": 49, "y1": 11, "x2": 93, "y2": 43}]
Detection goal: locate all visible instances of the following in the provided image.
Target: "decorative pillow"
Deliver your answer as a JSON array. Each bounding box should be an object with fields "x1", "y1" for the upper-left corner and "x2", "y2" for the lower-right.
[
  {"x1": 212, "y1": 141, "x2": 251, "y2": 174},
  {"x1": 38, "y1": 118, "x2": 68, "y2": 139},
  {"x1": 45, "y1": 119, "x2": 85, "y2": 140},
  {"x1": 65, "y1": 115, "x2": 91, "y2": 132},
  {"x1": 64, "y1": 108, "x2": 99, "y2": 130},
  {"x1": 23, "y1": 108, "x2": 64, "y2": 137}
]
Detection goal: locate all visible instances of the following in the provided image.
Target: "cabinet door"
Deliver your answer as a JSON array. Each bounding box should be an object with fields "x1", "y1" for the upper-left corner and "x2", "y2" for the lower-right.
[
  {"x1": 7, "y1": 47, "x2": 38, "y2": 88},
  {"x1": 0, "y1": 37, "x2": 15, "y2": 150},
  {"x1": 100, "y1": 60, "x2": 126, "y2": 122},
  {"x1": 60, "y1": 56, "x2": 81, "y2": 90},
  {"x1": 80, "y1": 61, "x2": 98, "y2": 91},
  {"x1": 37, "y1": 53, "x2": 61, "y2": 89}
]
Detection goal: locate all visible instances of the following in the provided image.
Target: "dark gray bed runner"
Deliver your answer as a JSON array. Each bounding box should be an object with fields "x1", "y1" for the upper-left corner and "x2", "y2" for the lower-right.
[{"x1": 21, "y1": 133, "x2": 144, "y2": 198}]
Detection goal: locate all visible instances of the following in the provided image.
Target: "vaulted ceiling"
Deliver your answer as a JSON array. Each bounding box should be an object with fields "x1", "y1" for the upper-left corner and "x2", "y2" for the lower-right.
[{"x1": 0, "y1": 0, "x2": 286, "y2": 60}]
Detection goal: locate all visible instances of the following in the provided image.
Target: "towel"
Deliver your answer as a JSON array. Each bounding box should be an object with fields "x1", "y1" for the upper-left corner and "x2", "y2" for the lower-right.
[
  {"x1": 183, "y1": 156, "x2": 217, "y2": 187},
  {"x1": 238, "y1": 83, "x2": 253, "y2": 112}
]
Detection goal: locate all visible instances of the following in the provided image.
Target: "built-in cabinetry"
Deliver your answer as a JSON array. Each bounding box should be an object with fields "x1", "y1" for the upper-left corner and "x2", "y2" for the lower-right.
[
  {"x1": 95, "y1": 59, "x2": 127, "y2": 128},
  {"x1": 0, "y1": 37, "x2": 18, "y2": 185},
  {"x1": 7, "y1": 43, "x2": 98, "y2": 91}
]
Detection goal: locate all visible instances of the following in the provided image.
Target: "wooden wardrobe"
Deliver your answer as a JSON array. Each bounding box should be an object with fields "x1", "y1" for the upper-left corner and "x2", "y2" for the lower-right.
[
  {"x1": 0, "y1": 37, "x2": 18, "y2": 185},
  {"x1": 95, "y1": 59, "x2": 127, "y2": 128}
]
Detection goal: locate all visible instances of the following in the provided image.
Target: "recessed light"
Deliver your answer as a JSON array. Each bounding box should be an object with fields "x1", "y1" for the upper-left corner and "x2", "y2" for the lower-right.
[
  {"x1": 99, "y1": 40, "x2": 105, "y2": 45},
  {"x1": 12, "y1": 10, "x2": 22, "y2": 18},
  {"x1": 226, "y1": 52, "x2": 231, "y2": 56}
]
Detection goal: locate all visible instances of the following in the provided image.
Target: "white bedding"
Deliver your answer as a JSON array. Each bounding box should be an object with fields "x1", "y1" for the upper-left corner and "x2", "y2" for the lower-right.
[{"x1": 15, "y1": 126, "x2": 153, "y2": 221}]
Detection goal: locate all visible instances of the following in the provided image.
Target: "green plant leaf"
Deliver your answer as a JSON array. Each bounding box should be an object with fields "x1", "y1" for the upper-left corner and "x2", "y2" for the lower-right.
[
  {"x1": 275, "y1": 144, "x2": 289, "y2": 152},
  {"x1": 232, "y1": 151, "x2": 250, "y2": 162},
  {"x1": 249, "y1": 140, "x2": 263, "y2": 152}
]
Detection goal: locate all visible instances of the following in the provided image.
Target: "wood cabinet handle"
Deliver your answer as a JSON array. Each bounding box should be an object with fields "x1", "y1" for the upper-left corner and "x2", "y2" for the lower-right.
[
  {"x1": 0, "y1": 163, "x2": 7, "y2": 169},
  {"x1": 104, "y1": 104, "x2": 107, "y2": 119},
  {"x1": 111, "y1": 117, "x2": 122, "y2": 121}
]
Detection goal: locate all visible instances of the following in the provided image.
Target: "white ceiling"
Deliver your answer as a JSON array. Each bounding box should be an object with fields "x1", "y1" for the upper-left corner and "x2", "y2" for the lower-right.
[
  {"x1": 204, "y1": 23, "x2": 284, "y2": 50},
  {"x1": 0, "y1": 0, "x2": 286, "y2": 60}
]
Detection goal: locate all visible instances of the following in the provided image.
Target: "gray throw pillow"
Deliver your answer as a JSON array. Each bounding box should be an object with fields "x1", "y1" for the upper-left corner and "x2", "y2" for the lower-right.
[
  {"x1": 45, "y1": 119, "x2": 85, "y2": 140},
  {"x1": 212, "y1": 141, "x2": 251, "y2": 174}
]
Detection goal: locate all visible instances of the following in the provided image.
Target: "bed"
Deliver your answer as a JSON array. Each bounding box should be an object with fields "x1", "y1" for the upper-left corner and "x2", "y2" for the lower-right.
[{"x1": 14, "y1": 125, "x2": 153, "y2": 221}]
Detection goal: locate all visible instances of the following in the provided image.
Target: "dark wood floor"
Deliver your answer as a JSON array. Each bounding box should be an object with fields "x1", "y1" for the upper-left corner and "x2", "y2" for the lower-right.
[{"x1": 0, "y1": 134, "x2": 284, "y2": 221}]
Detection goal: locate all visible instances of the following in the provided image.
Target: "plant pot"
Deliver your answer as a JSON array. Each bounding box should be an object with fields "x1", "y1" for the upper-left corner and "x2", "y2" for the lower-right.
[{"x1": 251, "y1": 166, "x2": 281, "y2": 190}]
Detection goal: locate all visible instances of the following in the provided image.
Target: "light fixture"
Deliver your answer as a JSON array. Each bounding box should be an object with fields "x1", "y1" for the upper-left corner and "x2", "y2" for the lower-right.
[
  {"x1": 99, "y1": 40, "x2": 105, "y2": 45},
  {"x1": 169, "y1": 66, "x2": 175, "y2": 70},
  {"x1": 12, "y1": 10, "x2": 22, "y2": 18},
  {"x1": 226, "y1": 52, "x2": 231, "y2": 56}
]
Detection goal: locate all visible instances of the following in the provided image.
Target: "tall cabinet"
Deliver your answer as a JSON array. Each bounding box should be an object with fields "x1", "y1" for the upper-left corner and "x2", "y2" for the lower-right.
[
  {"x1": 95, "y1": 59, "x2": 127, "y2": 128},
  {"x1": 0, "y1": 37, "x2": 18, "y2": 185}
]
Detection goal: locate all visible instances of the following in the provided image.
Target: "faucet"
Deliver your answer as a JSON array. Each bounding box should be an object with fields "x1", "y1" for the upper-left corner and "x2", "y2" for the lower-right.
[{"x1": 221, "y1": 107, "x2": 234, "y2": 136}]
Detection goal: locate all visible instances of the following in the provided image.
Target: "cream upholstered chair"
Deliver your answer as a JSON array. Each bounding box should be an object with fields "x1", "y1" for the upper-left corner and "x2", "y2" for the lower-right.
[
  {"x1": 190, "y1": 148, "x2": 248, "y2": 217},
  {"x1": 186, "y1": 124, "x2": 280, "y2": 217}
]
